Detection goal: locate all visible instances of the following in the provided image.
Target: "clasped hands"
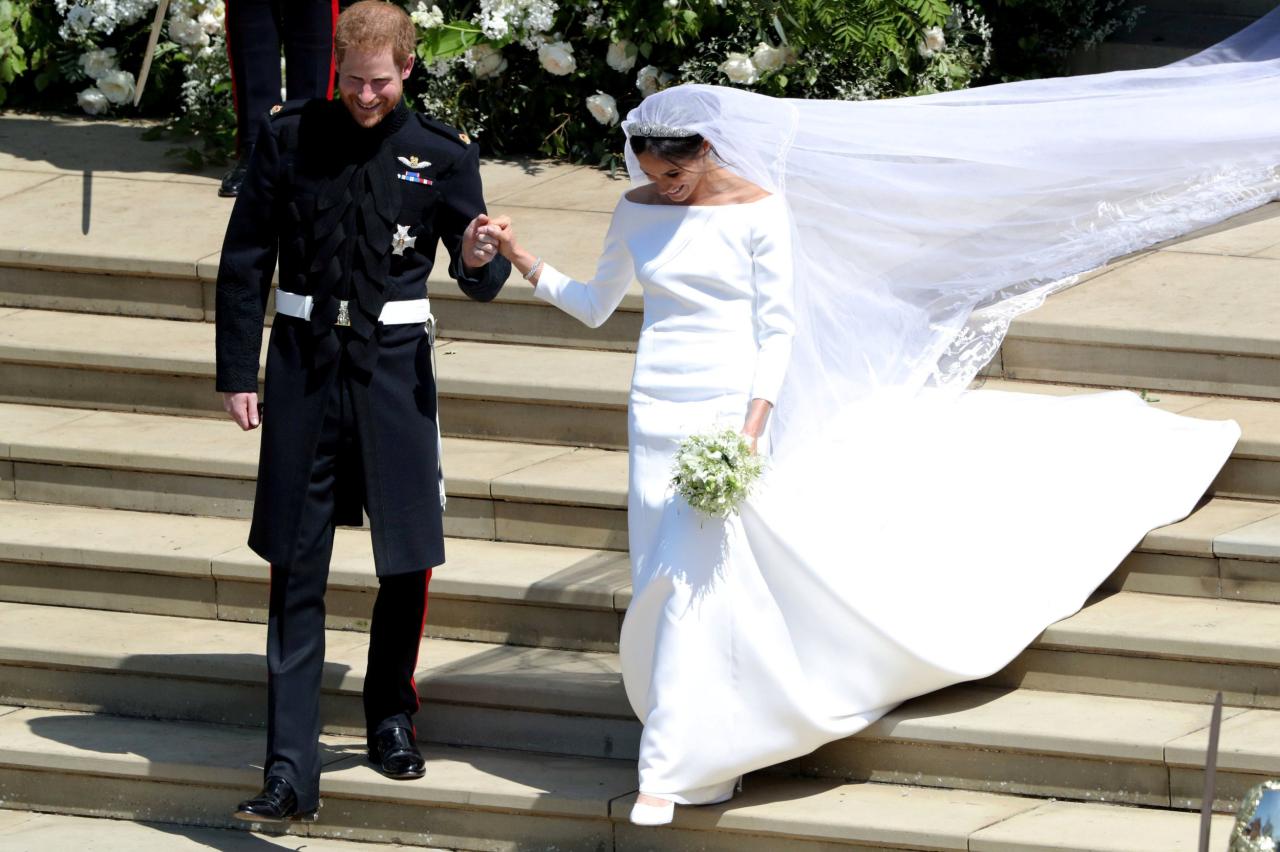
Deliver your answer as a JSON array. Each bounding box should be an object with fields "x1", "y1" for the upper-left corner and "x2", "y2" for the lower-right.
[{"x1": 463, "y1": 213, "x2": 514, "y2": 270}]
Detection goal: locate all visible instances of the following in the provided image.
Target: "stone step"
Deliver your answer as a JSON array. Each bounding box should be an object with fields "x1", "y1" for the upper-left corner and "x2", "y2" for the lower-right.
[
  {"x1": 0, "y1": 706, "x2": 1238, "y2": 852},
  {"x1": 0, "y1": 602, "x2": 636, "y2": 762},
  {"x1": 5, "y1": 304, "x2": 1280, "y2": 482},
  {"x1": 0, "y1": 402, "x2": 630, "y2": 551},
  {"x1": 1, "y1": 600, "x2": 1277, "y2": 808},
  {"x1": 0, "y1": 501, "x2": 629, "y2": 652},
  {"x1": 5, "y1": 397, "x2": 1280, "y2": 569},
  {"x1": 4, "y1": 200, "x2": 1279, "y2": 398},
  {"x1": 992, "y1": 210, "x2": 1280, "y2": 400},
  {"x1": 0, "y1": 810, "x2": 424, "y2": 851},
  {"x1": 1, "y1": 498, "x2": 1279, "y2": 690},
  {"x1": 0, "y1": 308, "x2": 636, "y2": 448}
]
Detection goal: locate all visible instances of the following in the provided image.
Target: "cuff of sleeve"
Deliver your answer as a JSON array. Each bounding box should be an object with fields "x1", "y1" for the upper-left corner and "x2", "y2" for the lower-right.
[
  {"x1": 532, "y1": 262, "x2": 571, "y2": 304},
  {"x1": 749, "y1": 356, "x2": 790, "y2": 405}
]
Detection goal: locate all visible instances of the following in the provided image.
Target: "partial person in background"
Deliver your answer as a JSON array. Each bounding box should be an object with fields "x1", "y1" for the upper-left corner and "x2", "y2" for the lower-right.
[{"x1": 220, "y1": 0, "x2": 343, "y2": 196}]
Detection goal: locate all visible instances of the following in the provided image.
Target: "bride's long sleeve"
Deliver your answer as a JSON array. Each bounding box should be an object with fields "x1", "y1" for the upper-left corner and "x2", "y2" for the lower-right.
[
  {"x1": 533, "y1": 207, "x2": 635, "y2": 329},
  {"x1": 748, "y1": 213, "x2": 796, "y2": 404}
]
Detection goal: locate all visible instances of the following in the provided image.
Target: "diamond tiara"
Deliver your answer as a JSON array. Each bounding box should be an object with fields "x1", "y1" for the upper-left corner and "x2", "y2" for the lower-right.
[{"x1": 624, "y1": 121, "x2": 699, "y2": 139}]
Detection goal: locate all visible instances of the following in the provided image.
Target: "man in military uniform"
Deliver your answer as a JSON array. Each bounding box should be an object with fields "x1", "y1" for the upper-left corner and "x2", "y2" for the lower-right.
[
  {"x1": 220, "y1": 0, "x2": 343, "y2": 197},
  {"x1": 215, "y1": 0, "x2": 511, "y2": 822}
]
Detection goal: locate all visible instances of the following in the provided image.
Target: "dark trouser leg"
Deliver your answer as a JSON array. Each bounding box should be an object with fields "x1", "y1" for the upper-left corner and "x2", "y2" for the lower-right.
[
  {"x1": 264, "y1": 375, "x2": 347, "y2": 810},
  {"x1": 224, "y1": 0, "x2": 283, "y2": 156},
  {"x1": 363, "y1": 568, "x2": 432, "y2": 740},
  {"x1": 281, "y1": 0, "x2": 338, "y2": 101}
]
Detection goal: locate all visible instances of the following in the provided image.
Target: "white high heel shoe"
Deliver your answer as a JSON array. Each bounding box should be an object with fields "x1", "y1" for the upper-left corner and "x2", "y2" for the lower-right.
[
  {"x1": 629, "y1": 796, "x2": 675, "y2": 826},
  {"x1": 629, "y1": 777, "x2": 743, "y2": 827}
]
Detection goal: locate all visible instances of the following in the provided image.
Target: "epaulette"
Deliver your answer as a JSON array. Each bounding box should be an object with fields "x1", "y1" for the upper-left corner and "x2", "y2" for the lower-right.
[{"x1": 417, "y1": 113, "x2": 474, "y2": 148}]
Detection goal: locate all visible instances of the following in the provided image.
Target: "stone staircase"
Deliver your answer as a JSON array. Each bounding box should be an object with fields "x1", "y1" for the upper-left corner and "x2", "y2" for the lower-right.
[{"x1": 0, "y1": 116, "x2": 1278, "y2": 849}]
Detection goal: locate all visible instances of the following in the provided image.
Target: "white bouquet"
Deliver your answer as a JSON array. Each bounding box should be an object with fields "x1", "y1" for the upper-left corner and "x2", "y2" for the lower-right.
[{"x1": 671, "y1": 428, "x2": 765, "y2": 518}]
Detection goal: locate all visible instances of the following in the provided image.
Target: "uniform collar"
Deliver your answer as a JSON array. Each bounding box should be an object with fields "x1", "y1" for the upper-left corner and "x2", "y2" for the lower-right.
[{"x1": 336, "y1": 98, "x2": 411, "y2": 142}]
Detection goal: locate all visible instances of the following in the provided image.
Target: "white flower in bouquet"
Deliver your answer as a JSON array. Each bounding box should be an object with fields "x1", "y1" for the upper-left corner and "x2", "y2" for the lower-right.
[
  {"x1": 538, "y1": 40, "x2": 576, "y2": 75},
  {"x1": 97, "y1": 68, "x2": 136, "y2": 105},
  {"x1": 917, "y1": 26, "x2": 946, "y2": 58},
  {"x1": 671, "y1": 428, "x2": 766, "y2": 518},
  {"x1": 77, "y1": 86, "x2": 111, "y2": 116},
  {"x1": 585, "y1": 91, "x2": 618, "y2": 125},
  {"x1": 467, "y1": 43, "x2": 508, "y2": 79},
  {"x1": 751, "y1": 42, "x2": 787, "y2": 72},
  {"x1": 78, "y1": 47, "x2": 118, "y2": 80},
  {"x1": 636, "y1": 64, "x2": 662, "y2": 97},
  {"x1": 718, "y1": 53, "x2": 758, "y2": 85},
  {"x1": 606, "y1": 40, "x2": 638, "y2": 73},
  {"x1": 664, "y1": 0, "x2": 678, "y2": 7},
  {"x1": 408, "y1": 1, "x2": 444, "y2": 29},
  {"x1": 170, "y1": 15, "x2": 210, "y2": 47}
]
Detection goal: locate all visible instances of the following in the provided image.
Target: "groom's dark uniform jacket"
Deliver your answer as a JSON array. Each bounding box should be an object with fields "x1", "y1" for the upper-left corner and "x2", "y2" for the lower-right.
[{"x1": 215, "y1": 98, "x2": 510, "y2": 575}]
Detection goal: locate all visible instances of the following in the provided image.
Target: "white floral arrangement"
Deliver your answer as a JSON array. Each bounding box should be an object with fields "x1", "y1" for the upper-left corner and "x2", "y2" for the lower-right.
[
  {"x1": 671, "y1": 428, "x2": 766, "y2": 518},
  {"x1": 58, "y1": 0, "x2": 228, "y2": 121}
]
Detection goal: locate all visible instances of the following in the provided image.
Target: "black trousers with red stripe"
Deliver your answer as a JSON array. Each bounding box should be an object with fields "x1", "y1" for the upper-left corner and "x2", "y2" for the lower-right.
[
  {"x1": 224, "y1": 0, "x2": 340, "y2": 156},
  {"x1": 264, "y1": 361, "x2": 431, "y2": 811}
]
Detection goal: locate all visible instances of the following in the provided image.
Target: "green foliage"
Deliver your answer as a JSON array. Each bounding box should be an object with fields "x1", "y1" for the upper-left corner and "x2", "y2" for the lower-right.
[
  {"x1": 10, "y1": 0, "x2": 1145, "y2": 166},
  {"x1": 973, "y1": 0, "x2": 1142, "y2": 81}
]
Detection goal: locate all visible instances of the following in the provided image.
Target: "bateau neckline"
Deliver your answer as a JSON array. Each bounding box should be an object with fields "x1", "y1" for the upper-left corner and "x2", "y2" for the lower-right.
[{"x1": 621, "y1": 192, "x2": 776, "y2": 209}]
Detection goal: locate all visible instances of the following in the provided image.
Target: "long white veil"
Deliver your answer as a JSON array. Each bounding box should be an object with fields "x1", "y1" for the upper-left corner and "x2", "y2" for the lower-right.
[{"x1": 620, "y1": 9, "x2": 1280, "y2": 460}]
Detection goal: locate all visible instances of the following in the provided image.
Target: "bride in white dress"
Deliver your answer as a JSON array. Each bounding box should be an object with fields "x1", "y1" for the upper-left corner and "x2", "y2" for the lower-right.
[{"x1": 483, "y1": 9, "x2": 1280, "y2": 827}]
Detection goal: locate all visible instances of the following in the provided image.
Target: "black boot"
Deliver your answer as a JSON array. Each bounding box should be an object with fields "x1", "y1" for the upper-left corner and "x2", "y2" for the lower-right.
[
  {"x1": 218, "y1": 154, "x2": 251, "y2": 197},
  {"x1": 368, "y1": 726, "x2": 426, "y2": 780},
  {"x1": 233, "y1": 776, "x2": 319, "y2": 822}
]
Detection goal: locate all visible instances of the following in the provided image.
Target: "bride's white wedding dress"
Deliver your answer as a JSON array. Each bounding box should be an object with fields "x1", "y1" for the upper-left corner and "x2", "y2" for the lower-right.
[{"x1": 531, "y1": 192, "x2": 1240, "y2": 801}]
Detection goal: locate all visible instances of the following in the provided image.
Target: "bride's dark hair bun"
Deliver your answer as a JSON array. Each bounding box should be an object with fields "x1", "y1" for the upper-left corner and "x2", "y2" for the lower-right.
[{"x1": 630, "y1": 134, "x2": 706, "y2": 164}]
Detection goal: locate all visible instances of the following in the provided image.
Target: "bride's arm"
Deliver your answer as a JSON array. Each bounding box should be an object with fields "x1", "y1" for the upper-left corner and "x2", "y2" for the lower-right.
[
  {"x1": 744, "y1": 207, "x2": 796, "y2": 448},
  {"x1": 492, "y1": 205, "x2": 634, "y2": 329}
]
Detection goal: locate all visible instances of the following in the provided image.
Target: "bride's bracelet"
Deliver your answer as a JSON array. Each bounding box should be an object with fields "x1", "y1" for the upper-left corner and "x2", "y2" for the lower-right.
[{"x1": 523, "y1": 257, "x2": 544, "y2": 282}]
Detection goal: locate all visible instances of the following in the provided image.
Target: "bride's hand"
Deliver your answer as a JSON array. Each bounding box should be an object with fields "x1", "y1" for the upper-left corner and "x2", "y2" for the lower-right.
[
  {"x1": 485, "y1": 217, "x2": 518, "y2": 260},
  {"x1": 740, "y1": 430, "x2": 759, "y2": 455}
]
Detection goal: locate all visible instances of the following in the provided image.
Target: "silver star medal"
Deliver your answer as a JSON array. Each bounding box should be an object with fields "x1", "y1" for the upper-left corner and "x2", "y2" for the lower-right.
[{"x1": 392, "y1": 224, "x2": 416, "y2": 256}]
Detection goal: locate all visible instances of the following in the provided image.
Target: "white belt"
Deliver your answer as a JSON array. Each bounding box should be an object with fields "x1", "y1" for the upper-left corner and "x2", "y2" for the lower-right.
[
  {"x1": 273, "y1": 289, "x2": 447, "y2": 511},
  {"x1": 275, "y1": 290, "x2": 433, "y2": 326}
]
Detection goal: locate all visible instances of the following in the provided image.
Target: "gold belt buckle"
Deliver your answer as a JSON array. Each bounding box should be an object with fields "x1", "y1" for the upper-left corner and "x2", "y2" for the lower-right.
[{"x1": 335, "y1": 300, "x2": 351, "y2": 327}]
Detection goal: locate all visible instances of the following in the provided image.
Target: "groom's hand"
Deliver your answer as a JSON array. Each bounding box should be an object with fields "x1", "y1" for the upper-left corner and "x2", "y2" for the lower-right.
[
  {"x1": 223, "y1": 392, "x2": 261, "y2": 431},
  {"x1": 463, "y1": 213, "x2": 510, "y2": 270}
]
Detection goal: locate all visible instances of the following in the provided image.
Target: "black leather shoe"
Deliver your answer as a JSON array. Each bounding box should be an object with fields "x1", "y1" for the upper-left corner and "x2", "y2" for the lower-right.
[
  {"x1": 233, "y1": 776, "x2": 318, "y2": 823},
  {"x1": 368, "y1": 726, "x2": 426, "y2": 779},
  {"x1": 218, "y1": 158, "x2": 250, "y2": 197}
]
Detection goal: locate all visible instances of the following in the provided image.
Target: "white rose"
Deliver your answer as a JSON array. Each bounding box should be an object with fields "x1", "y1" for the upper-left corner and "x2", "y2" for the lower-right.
[
  {"x1": 169, "y1": 15, "x2": 209, "y2": 47},
  {"x1": 917, "y1": 26, "x2": 946, "y2": 58},
  {"x1": 718, "y1": 53, "x2": 758, "y2": 85},
  {"x1": 77, "y1": 87, "x2": 110, "y2": 116},
  {"x1": 585, "y1": 91, "x2": 619, "y2": 126},
  {"x1": 468, "y1": 43, "x2": 507, "y2": 79},
  {"x1": 78, "y1": 47, "x2": 118, "y2": 80},
  {"x1": 65, "y1": 6, "x2": 95, "y2": 36},
  {"x1": 538, "y1": 40, "x2": 576, "y2": 76},
  {"x1": 751, "y1": 42, "x2": 786, "y2": 73},
  {"x1": 635, "y1": 65, "x2": 660, "y2": 97},
  {"x1": 606, "y1": 40, "x2": 637, "y2": 73},
  {"x1": 97, "y1": 69, "x2": 136, "y2": 105},
  {"x1": 197, "y1": 7, "x2": 223, "y2": 35}
]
